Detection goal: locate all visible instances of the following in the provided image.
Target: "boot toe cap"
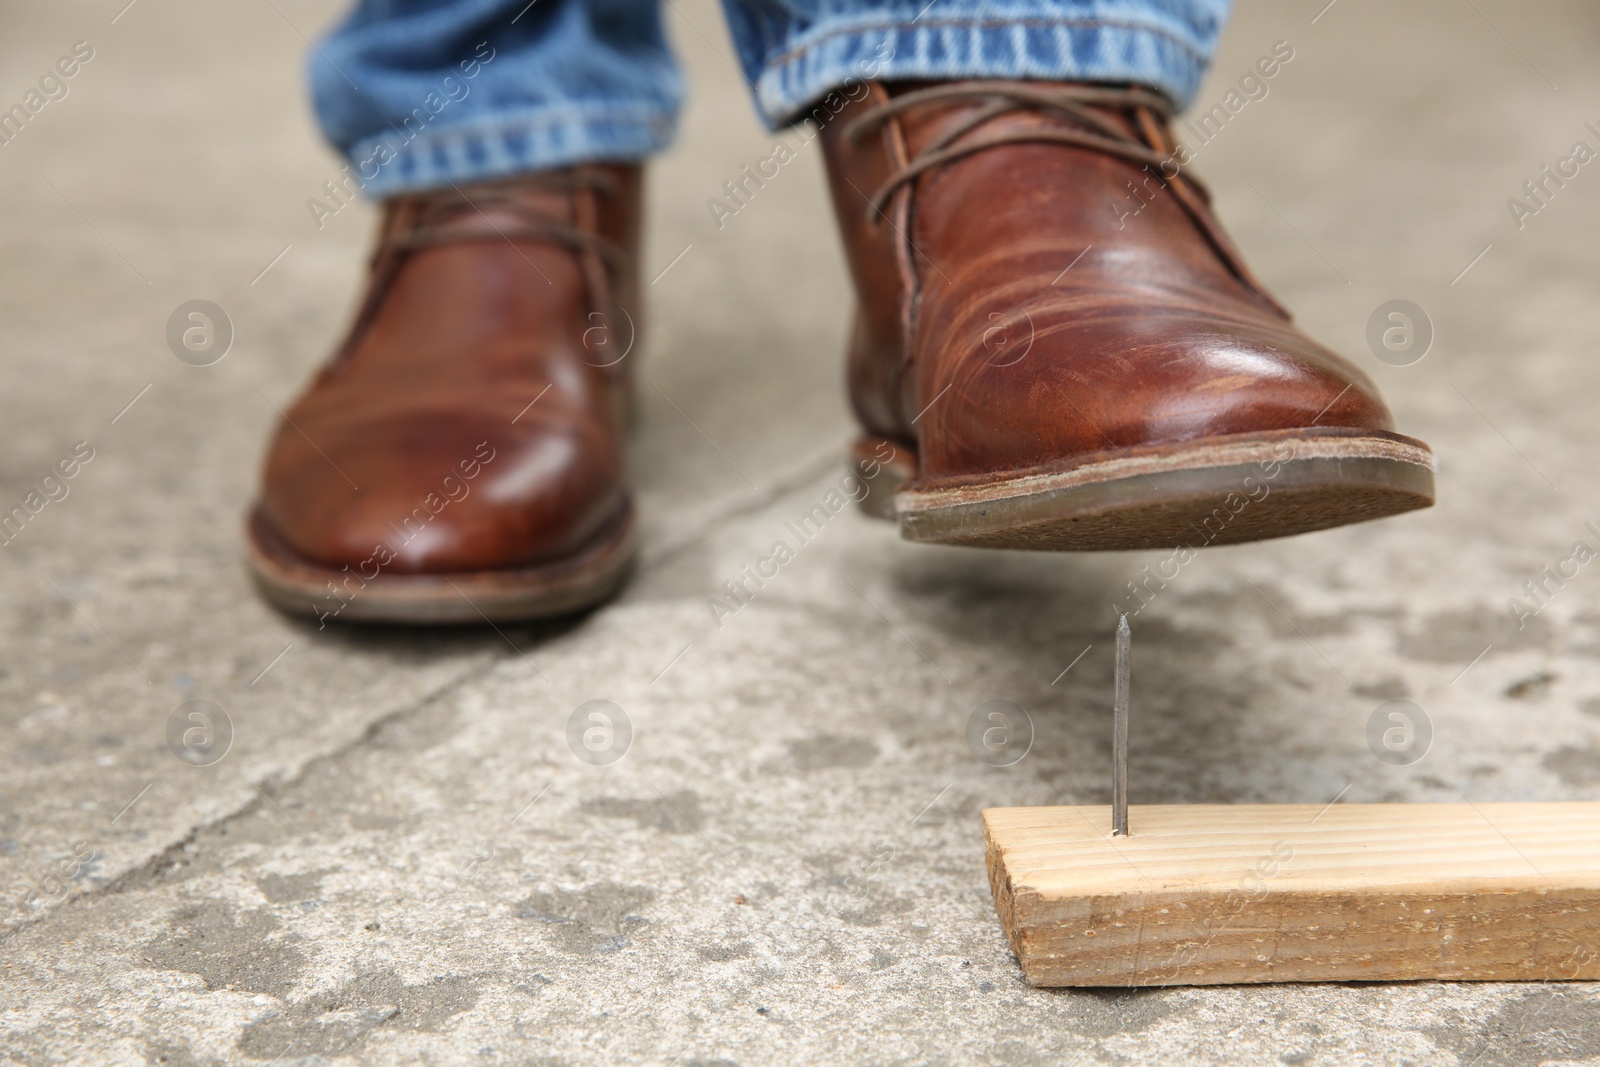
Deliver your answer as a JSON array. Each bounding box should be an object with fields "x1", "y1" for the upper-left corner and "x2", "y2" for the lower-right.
[
  {"x1": 921, "y1": 306, "x2": 1395, "y2": 477},
  {"x1": 257, "y1": 410, "x2": 623, "y2": 575}
]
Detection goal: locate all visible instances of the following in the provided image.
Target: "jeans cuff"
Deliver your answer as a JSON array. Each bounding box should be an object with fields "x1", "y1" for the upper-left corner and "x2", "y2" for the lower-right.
[
  {"x1": 344, "y1": 103, "x2": 677, "y2": 198},
  {"x1": 753, "y1": 17, "x2": 1214, "y2": 129}
]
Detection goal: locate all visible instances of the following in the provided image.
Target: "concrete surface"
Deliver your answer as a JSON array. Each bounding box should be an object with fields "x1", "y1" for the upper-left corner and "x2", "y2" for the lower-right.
[{"x1": 2, "y1": 0, "x2": 1599, "y2": 1063}]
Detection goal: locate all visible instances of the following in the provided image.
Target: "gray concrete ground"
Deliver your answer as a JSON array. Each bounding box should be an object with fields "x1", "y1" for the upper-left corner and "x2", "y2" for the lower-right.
[{"x1": 2, "y1": 0, "x2": 1599, "y2": 1063}]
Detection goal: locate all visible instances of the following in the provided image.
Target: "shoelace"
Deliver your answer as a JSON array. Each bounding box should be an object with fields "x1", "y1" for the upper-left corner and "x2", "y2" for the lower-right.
[
  {"x1": 377, "y1": 168, "x2": 627, "y2": 270},
  {"x1": 843, "y1": 81, "x2": 1284, "y2": 314},
  {"x1": 330, "y1": 167, "x2": 628, "y2": 366}
]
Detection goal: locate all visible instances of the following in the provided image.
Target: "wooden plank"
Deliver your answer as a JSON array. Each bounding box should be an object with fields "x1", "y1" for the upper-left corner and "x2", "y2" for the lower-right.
[{"x1": 984, "y1": 802, "x2": 1600, "y2": 986}]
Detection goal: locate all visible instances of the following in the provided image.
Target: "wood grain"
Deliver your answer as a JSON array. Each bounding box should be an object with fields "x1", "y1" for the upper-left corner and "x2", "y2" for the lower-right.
[{"x1": 984, "y1": 803, "x2": 1600, "y2": 986}]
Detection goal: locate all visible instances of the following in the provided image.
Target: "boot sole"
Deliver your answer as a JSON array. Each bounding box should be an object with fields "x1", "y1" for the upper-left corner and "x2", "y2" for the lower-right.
[
  {"x1": 852, "y1": 428, "x2": 1435, "y2": 551},
  {"x1": 244, "y1": 504, "x2": 636, "y2": 625}
]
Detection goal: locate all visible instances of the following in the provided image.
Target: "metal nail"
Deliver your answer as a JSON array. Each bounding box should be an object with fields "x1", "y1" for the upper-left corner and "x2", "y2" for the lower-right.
[{"x1": 1112, "y1": 613, "x2": 1130, "y2": 837}]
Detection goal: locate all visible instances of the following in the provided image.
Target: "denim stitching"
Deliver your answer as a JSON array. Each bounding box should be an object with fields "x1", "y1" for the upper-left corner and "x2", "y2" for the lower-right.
[{"x1": 765, "y1": 16, "x2": 1211, "y2": 71}]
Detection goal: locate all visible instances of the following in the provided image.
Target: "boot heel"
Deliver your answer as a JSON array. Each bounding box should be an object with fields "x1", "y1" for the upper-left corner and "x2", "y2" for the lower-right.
[{"x1": 850, "y1": 436, "x2": 917, "y2": 522}]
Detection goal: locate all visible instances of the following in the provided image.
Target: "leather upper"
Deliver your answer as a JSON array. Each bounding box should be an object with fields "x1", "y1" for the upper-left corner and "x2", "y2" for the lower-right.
[
  {"x1": 255, "y1": 166, "x2": 641, "y2": 575},
  {"x1": 820, "y1": 82, "x2": 1395, "y2": 483}
]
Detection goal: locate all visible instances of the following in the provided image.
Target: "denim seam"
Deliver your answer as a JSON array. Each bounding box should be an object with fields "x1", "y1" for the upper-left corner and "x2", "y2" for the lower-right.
[
  {"x1": 344, "y1": 100, "x2": 676, "y2": 196},
  {"x1": 764, "y1": 15, "x2": 1211, "y2": 71},
  {"x1": 356, "y1": 101, "x2": 676, "y2": 158}
]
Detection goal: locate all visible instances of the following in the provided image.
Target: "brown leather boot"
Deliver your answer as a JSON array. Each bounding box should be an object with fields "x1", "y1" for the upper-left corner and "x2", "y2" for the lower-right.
[
  {"x1": 823, "y1": 81, "x2": 1434, "y2": 550},
  {"x1": 246, "y1": 166, "x2": 641, "y2": 624}
]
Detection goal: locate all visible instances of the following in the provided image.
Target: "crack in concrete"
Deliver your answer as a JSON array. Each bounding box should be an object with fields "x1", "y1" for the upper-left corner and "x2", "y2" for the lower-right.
[
  {"x1": 6, "y1": 657, "x2": 495, "y2": 936},
  {"x1": 638, "y1": 446, "x2": 849, "y2": 571},
  {"x1": 10, "y1": 448, "x2": 849, "y2": 943}
]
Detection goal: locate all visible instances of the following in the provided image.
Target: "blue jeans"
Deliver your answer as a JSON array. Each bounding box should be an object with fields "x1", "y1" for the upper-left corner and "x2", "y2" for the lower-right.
[{"x1": 311, "y1": 0, "x2": 1231, "y2": 198}]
